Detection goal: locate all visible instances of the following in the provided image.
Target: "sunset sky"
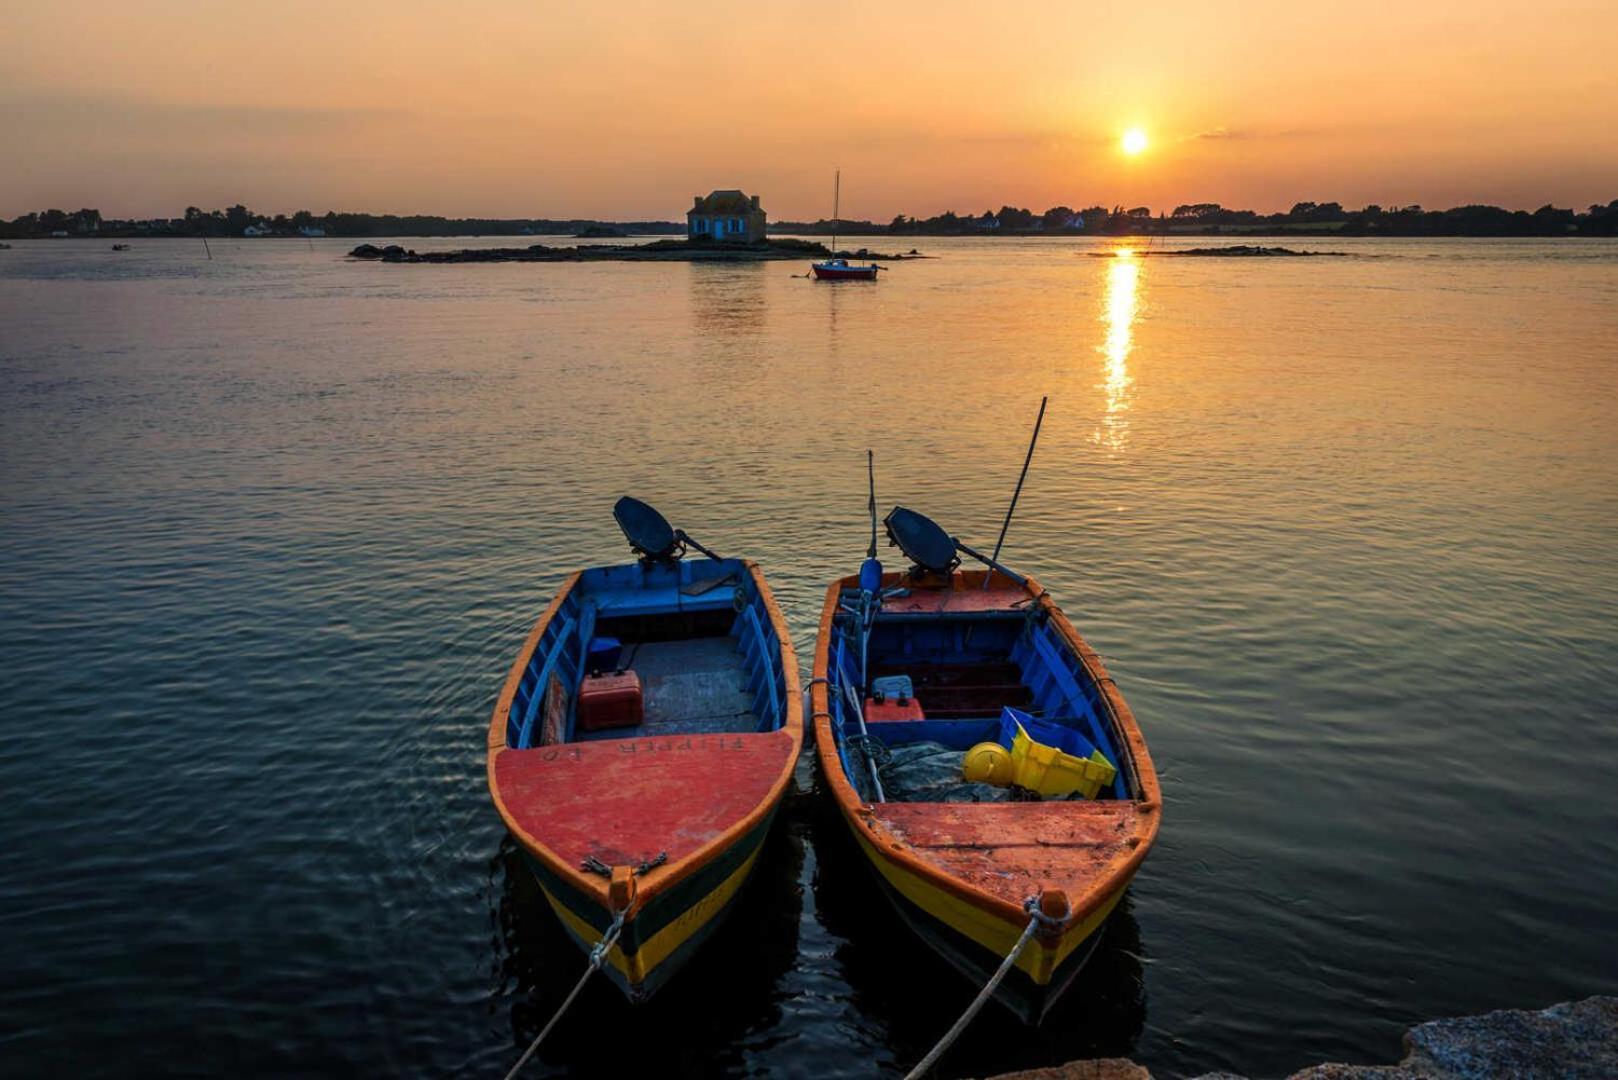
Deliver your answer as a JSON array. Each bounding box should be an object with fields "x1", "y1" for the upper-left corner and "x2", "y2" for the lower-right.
[{"x1": 4, "y1": 0, "x2": 1615, "y2": 220}]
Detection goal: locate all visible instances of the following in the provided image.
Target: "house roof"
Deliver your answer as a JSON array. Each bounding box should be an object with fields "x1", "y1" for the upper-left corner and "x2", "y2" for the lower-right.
[{"x1": 691, "y1": 189, "x2": 759, "y2": 215}]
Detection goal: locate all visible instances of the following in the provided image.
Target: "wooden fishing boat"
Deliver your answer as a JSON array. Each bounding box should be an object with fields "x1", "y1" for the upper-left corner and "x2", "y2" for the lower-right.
[
  {"x1": 488, "y1": 498, "x2": 801, "y2": 1002},
  {"x1": 811, "y1": 506, "x2": 1160, "y2": 1023}
]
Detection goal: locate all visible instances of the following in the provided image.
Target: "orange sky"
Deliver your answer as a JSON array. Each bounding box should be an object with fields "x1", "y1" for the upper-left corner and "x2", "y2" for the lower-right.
[{"x1": 3, "y1": 0, "x2": 1615, "y2": 220}]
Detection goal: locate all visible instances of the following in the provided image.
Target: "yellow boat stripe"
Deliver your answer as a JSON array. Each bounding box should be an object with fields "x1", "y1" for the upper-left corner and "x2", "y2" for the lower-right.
[
  {"x1": 851, "y1": 824, "x2": 1127, "y2": 984},
  {"x1": 541, "y1": 843, "x2": 764, "y2": 986}
]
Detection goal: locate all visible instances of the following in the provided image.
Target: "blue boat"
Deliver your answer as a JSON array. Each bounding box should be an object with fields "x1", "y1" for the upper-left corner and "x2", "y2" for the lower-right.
[
  {"x1": 487, "y1": 498, "x2": 802, "y2": 1002},
  {"x1": 810, "y1": 505, "x2": 1161, "y2": 1022}
]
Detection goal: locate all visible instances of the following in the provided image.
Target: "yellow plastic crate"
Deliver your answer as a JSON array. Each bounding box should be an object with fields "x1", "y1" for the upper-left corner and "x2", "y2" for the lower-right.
[{"x1": 1007, "y1": 718, "x2": 1118, "y2": 799}]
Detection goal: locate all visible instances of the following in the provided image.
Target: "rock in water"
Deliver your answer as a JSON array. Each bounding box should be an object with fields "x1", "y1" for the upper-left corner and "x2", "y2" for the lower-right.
[
  {"x1": 979, "y1": 1060, "x2": 1150, "y2": 1079},
  {"x1": 1402, "y1": 996, "x2": 1618, "y2": 1079},
  {"x1": 987, "y1": 997, "x2": 1617, "y2": 1079}
]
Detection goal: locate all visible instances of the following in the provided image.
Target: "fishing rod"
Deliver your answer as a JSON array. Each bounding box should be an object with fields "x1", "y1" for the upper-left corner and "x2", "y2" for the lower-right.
[{"x1": 983, "y1": 395, "x2": 1047, "y2": 589}]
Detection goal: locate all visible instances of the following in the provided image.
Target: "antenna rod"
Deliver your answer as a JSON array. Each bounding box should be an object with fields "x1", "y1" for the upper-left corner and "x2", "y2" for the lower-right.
[
  {"x1": 867, "y1": 449, "x2": 878, "y2": 559},
  {"x1": 983, "y1": 395, "x2": 1048, "y2": 589}
]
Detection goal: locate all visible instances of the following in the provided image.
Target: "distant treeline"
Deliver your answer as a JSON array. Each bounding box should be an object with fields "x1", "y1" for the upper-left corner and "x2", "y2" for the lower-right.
[
  {"x1": 777, "y1": 199, "x2": 1618, "y2": 237},
  {"x1": 0, "y1": 205, "x2": 685, "y2": 239},
  {"x1": 7, "y1": 198, "x2": 1618, "y2": 239}
]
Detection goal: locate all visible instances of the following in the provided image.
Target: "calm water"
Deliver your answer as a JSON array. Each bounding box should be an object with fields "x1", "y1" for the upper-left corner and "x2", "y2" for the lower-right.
[{"x1": 2, "y1": 235, "x2": 1615, "y2": 1078}]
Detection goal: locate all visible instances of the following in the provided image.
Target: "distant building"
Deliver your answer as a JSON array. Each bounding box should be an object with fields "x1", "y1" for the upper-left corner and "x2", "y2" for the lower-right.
[
  {"x1": 243, "y1": 223, "x2": 271, "y2": 237},
  {"x1": 298, "y1": 226, "x2": 325, "y2": 238},
  {"x1": 977, "y1": 213, "x2": 1000, "y2": 230},
  {"x1": 688, "y1": 190, "x2": 766, "y2": 243}
]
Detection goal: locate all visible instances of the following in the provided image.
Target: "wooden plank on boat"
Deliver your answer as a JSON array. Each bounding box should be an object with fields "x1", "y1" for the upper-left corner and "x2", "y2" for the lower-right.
[
  {"x1": 880, "y1": 583, "x2": 1029, "y2": 616},
  {"x1": 868, "y1": 802, "x2": 1145, "y2": 907}
]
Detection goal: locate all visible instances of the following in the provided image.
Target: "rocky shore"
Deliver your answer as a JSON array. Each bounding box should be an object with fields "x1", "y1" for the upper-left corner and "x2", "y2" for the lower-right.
[
  {"x1": 1087, "y1": 245, "x2": 1347, "y2": 257},
  {"x1": 347, "y1": 238, "x2": 923, "y2": 264},
  {"x1": 982, "y1": 996, "x2": 1617, "y2": 1080}
]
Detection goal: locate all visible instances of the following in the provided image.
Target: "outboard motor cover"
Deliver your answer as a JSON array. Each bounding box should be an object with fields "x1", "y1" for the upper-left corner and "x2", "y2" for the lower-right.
[
  {"x1": 883, "y1": 506, "x2": 959, "y2": 575},
  {"x1": 614, "y1": 496, "x2": 680, "y2": 562}
]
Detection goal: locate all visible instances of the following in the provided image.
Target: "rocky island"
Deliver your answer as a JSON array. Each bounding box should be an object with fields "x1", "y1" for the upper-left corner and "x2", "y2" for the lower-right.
[
  {"x1": 1087, "y1": 245, "x2": 1349, "y2": 257},
  {"x1": 347, "y1": 238, "x2": 922, "y2": 264}
]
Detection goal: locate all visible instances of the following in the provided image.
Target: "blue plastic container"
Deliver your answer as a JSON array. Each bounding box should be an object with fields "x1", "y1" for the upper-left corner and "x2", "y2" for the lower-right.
[
  {"x1": 997, "y1": 707, "x2": 1117, "y2": 798},
  {"x1": 586, "y1": 636, "x2": 623, "y2": 672}
]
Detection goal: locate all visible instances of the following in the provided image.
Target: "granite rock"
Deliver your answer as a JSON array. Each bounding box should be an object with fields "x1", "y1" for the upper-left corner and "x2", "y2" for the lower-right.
[
  {"x1": 977, "y1": 1059, "x2": 1149, "y2": 1080},
  {"x1": 1400, "y1": 995, "x2": 1617, "y2": 1079},
  {"x1": 982, "y1": 996, "x2": 1615, "y2": 1080}
]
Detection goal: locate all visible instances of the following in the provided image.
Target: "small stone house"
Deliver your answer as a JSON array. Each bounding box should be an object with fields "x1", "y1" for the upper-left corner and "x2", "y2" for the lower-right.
[{"x1": 688, "y1": 190, "x2": 766, "y2": 243}]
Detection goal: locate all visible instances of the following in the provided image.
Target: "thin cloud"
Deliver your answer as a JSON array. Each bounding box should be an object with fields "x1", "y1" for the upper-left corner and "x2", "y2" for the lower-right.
[
  {"x1": 5, "y1": 95, "x2": 414, "y2": 137},
  {"x1": 1185, "y1": 125, "x2": 1320, "y2": 142}
]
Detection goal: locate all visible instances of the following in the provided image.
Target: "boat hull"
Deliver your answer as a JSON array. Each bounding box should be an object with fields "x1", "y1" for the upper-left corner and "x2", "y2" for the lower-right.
[
  {"x1": 520, "y1": 804, "x2": 777, "y2": 1000},
  {"x1": 845, "y1": 806, "x2": 1128, "y2": 1022},
  {"x1": 811, "y1": 263, "x2": 879, "y2": 281}
]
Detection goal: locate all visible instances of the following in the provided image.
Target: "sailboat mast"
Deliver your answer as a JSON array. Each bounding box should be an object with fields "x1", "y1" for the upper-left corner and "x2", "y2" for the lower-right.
[{"x1": 832, "y1": 169, "x2": 840, "y2": 256}]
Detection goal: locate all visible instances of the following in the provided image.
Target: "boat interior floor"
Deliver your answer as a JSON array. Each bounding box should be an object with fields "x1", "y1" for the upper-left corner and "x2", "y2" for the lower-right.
[{"x1": 577, "y1": 635, "x2": 760, "y2": 741}]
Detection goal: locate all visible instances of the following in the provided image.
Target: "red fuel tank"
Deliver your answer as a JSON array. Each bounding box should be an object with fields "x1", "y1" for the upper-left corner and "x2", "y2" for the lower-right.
[
  {"x1": 865, "y1": 695, "x2": 926, "y2": 722},
  {"x1": 577, "y1": 670, "x2": 644, "y2": 732}
]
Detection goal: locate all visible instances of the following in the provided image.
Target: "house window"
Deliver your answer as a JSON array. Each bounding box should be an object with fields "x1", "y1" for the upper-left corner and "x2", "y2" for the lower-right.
[{"x1": 732, "y1": 218, "x2": 742, "y2": 231}]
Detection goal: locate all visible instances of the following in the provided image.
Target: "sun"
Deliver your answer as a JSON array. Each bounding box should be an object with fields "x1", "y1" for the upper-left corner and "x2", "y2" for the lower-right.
[{"x1": 1121, "y1": 128, "x2": 1149, "y2": 156}]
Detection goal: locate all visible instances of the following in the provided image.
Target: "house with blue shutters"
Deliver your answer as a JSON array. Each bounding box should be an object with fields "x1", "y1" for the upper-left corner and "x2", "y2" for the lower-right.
[{"x1": 687, "y1": 190, "x2": 766, "y2": 243}]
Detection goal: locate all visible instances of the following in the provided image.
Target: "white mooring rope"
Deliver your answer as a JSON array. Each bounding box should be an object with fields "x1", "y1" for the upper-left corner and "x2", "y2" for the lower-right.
[
  {"x1": 502, "y1": 910, "x2": 627, "y2": 1080},
  {"x1": 903, "y1": 901, "x2": 1053, "y2": 1079}
]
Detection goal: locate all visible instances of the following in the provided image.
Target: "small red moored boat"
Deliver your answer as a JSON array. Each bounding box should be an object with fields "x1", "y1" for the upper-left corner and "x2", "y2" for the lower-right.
[
  {"x1": 810, "y1": 170, "x2": 882, "y2": 281},
  {"x1": 812, "y1": 257, "x2": 881, "y2": 281}
]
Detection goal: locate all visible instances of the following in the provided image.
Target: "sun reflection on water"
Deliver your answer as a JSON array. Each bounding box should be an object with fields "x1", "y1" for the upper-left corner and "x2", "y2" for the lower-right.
[{"x1": 1095, "y1": 250, "x2": 1139, "y2": 450}]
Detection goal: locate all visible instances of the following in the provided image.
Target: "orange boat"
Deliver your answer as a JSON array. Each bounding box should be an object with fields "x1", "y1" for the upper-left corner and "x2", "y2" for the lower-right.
[
  {"x1": 488, "y1": 498, "x2": 801, "y2": 1001},
  {"x1": 811, "y1": 506, "x2": 1160, "y2": 1022}
]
